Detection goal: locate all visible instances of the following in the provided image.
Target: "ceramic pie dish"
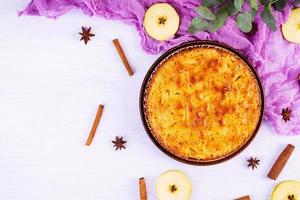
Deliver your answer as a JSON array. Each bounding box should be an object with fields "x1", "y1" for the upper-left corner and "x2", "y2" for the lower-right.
[{"x1": 139, "y1": 40, "x2": 264, "y2": 165}]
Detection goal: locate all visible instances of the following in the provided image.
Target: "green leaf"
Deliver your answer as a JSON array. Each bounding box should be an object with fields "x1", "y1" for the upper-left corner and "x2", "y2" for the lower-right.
[
  {"x1": 188, "y1": 17, "x2": 209, "y2": 34},
  {"x1": 208, "y1": 7, "x2": 229, "y2": 32},
  {"x1": 202, "y1": 0, "x2": 225, "y2": 8},
  {"x1": 261, "y1": 5, "x2": 277, "y2": 31},
  {"x1": 269, "y1": 0, "x2": 279, "y2": 4},
  {"x1": 188, "y1": 26, "x2": 198, "y2": 34},
  {"x1": 249, "y1": 0, "x2": 258, "y2": 11},
  {"x1": 196, "y1": 5, "x2": 216, "y2": 20},
  {"x1": 249, "y1": 9, "x2": 257, "y2": 21},
  {"x1": 236, "y1": 11, "x2": 253, "y2": 32},
  {"x1": 273, "y1": 0, "x2": 288, "y2": 10},
  {"x1": 226, "y1": 1, "x2": 239, "y2": 16},
  {"x1": 260, "y1": 0, "x2": 269, "y2": 6},
  {"x1": 234, "y1": 0, "x2": 244, "y2": 11}
]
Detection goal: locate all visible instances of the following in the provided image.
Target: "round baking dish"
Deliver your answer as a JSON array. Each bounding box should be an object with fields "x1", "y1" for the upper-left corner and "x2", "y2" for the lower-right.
[{"x1": 139, "y1": 40, "x2": 264, "y2": 165}]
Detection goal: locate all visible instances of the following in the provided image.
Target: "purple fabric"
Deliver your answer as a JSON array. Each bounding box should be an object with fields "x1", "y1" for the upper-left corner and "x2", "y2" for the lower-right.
[{"x1": 20, "y1": 0, "x2": 300, "y2": 135}]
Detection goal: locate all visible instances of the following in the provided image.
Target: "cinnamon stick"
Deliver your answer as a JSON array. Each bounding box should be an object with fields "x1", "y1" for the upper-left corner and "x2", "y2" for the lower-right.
[
  {"x1": 235, "y1": 195, "x2": 251, "y2": 200},
  {"x1": 139, "y1": 177, "x2": 147, "y2": 200},
  {"x1": 113, "y1": 39, "x2": 134, "y2": 76},
  {"x1": 85, "y1": 104, "x2": 104, "y2": 146},
  {"x1": 267, "y1": 144, "x2": 295, "y2": 180}
]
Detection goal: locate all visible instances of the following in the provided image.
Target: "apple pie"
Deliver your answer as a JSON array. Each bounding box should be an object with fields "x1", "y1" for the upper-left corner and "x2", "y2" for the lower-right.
[{"x1": 144, "y1": 45, "x2": 262, "y2": 162}]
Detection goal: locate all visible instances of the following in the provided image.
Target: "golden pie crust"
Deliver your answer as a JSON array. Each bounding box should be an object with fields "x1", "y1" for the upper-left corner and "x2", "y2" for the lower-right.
[{"x1": 145, "y1": 46, "x2": 262, "y2": 161}]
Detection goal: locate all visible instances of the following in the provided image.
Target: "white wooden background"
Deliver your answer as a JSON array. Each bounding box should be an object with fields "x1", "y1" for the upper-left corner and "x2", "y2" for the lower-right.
[{"x1": 0, "y1": 1, "x2": 299, "y2": 200}]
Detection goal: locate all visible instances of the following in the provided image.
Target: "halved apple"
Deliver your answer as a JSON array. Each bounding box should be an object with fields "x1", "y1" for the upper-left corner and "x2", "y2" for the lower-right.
[
  {"x1": 282, "y1": 8, "x2": 300, "y2": 44},
  {"x1": 271, "y1": 180, "x2": 300, "y2": 200},
  {"x1": 143, "y1": 3, "x2": 180, "y2": 41},
  {"x1": 156, "y1": 170, "x2": 192, "y2": 200}
]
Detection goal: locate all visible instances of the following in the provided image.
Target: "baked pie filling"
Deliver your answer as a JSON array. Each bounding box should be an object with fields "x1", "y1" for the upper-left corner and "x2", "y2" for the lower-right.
[{"x1": 145, "y1": 46, "x2": 262, "y2": 161}]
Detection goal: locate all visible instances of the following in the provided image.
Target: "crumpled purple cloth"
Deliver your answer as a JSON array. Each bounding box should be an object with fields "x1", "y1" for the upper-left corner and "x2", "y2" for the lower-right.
[{"x1": 20, "y1": 0, "x2": 300, "y2": 135}]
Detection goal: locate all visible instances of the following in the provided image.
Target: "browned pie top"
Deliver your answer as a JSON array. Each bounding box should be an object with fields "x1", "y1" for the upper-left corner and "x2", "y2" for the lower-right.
[{"x1": 145, "y1": 46, "x2": 262, "y2": 161}]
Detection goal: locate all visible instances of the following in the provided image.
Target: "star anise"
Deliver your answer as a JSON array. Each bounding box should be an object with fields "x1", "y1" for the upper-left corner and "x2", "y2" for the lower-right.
[
  {"x1": 247, "y1": 157, "x2": 260, "y2": 170},
  {"x1": 79, "y1": 27, "x2": 95, "y2": 45},
  {"x1": 112, "y1": 136, "x2": 126, "y2": 151},
  {"x1": 281, "y1": 107, "x2": 292, "y2": 123}
]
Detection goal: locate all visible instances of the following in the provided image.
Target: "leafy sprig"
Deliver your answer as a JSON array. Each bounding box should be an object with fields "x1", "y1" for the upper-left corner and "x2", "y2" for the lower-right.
[{"x1": 189, "y1": 0, "x2": 297, "y2": 34}]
